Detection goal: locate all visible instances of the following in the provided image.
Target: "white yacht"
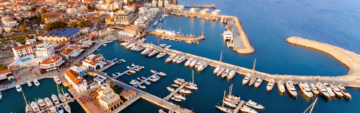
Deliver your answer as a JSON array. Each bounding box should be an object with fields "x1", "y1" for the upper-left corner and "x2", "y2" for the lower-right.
[
  {"x1": 165, "y1": 54, "x2": 176, "y2": 62},
  {"x1": 129, "y1": 70, "x2": 136, "y2": 74},
  {"x1": 266, "y1": 79, "x2": 275, "y2": 91},
  {"x1": 310, "y1": 83, "x2": 320, "y2": 95},
  {"x1": 148, "y1": 50, "x2": 159, "y2": 57},
  {"x1": 56, "y1": 106, "x2": 64, "y2": 113},
  {"x1": 171, "y1": 84, "x2": 179, "y2": 87},
  {"x1": 249, "y1": 76, "x2": 257, "y2": 86},
  {"x1": 194, "y1": 61, "x2": 202, "y2": 68},
  {"x1": 217, "y1": 68, "x2": 225, "y2": 76},
  {"x1": 176, "y1": 56, "x2": 186, "y2": 64},
  {"x1": 151, "y1": 70, "x2": 157, "y2": 73},
  {"x1": 323, "y1": 83, "x2": 335, "y2": 97},
  {"x1": 158, "y1": 72, "x2": 166, "y2": 76},
  {"x1": 126, "y1": 43, "x2": 135, "y2": 49},
  {"x1": 130, "y1": 80, "x2": 139, "y2": 85},
  {"x1": 330, "y1": 83, "x2": 343, "y2": 97},
  {"x1": 34, "y1": 78, "x2": 40, "y2": 86},
  {"x1": 64, "y1": 93, "x2": 72, "y2": 101},
  {"x1": 215, "y1": 105, "x2": 232, "y2": 113},
  {"x1": 227, "y1": 70, "x2": 236, "y2": 80},
  {"x1": 54, "y1": 76, "x2": 61, "y2": 85},
  {"x1": 58, "y1": 93, "x2": 66, "y2": 102},
  {"x1": 174, "y1": 93, "x2": 186, "y2": 100},
  {"x1": 185, "y1": 57, "x2": 194, "y2": 66},
  {"x1": 120, "y1": 42, "x2": 129, "y2": 46},
  {"x1": 254, "y1": 77, "x2": 263, "y2": 88},
  {"x1": 172, "y1": 55, "x2": 180, "y2": 63},
  {"x1": 174, "y1": 78, "x2": 185, "y2": 85},
  {"x1": 197, "y1": 62, "x2": 208, "y2": 72},
  {"x1": 145, "y1": 81, "x2": 151, "y2": 85},
  {"x1": 31, "y1": 101, "x2": 40, "y2": 112},
  {"x1": 167, "y1": 87, "x2": 175, "y2": 92},
  {"x1": 286, "y1": 80, "x2": 297, "y2": 97},
  {"x1": 213, "y1": 66, "x2": 220, "y2": 74},
  {"x1": 277, "y1": 80, "x2": 285, "y2": 93},
  {"x1": 316, "y1": 82, "x2": 331, "y2": 99},
  {"x1": 338, "y1": 85, "x2": 351, "y2": 99},
  {"x1": 25, "y1": 105, "x2": 32, "y2": 113},
  {"x1": 180, "y1": 88, "x2": 192, "y2": 94},
  {"x1": 223, "y1": 100, "x2": 236, "y2": 108},
  {"x1": 165, "y1": 45, "x2": 172, "y2": 49},
  {"x1": 52, "y1": 94, "x2": 60, "y2": 105},
  {"x1": 299, "y1": 82, "x2": 313, "y2": 98},
  {"x1": 62, "y1": 104, "x2": 71, "y2": 113},
  {"x1": 246, "y1": 100, "x2": 265, "y2": 109},
  {"x1": 141, "y1": 47, "x2": 151, "y2": 55},
  {"x1": 221, "y1": 68, "x2": 230, "y2": 78},
  {"x1": 37, "y1": 98, "x2": 47, "y2": 110},
  {"x1": 16, "y1": 85, "x2": 22, "y2": 92},
  {"x1": 45, "y1": 97, "x2": 54, "y2": 108},
  {"x1": 171, "y1": 97, "x2": 182, "y2": 102},
  {"x1": 27, "y1": 80, "x2": 32, "y2": 87},
  {"x1": 240, "y1": 105, "x2": 258, "y2": 113},
  {"x1": 139, "y1": 84, "x2": 146, "y2": 89},
  {"x1": 156, "y1": 52, "x2": 167, "y2": 58},
  {"x1": 242, "y1": 73, "x2": 251, "y2": 85},
  {"x1": 189, "y1": 59, "x2": 198, "y2": 67}
]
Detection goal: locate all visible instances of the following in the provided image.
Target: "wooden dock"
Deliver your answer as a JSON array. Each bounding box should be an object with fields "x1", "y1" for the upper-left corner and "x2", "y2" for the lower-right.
[
  {"x1": 233, "y1": 100, "x2": 245, "y2": 113},
  {"x1": 164, "y1": 82, "x2": 188, "y2": 100}
]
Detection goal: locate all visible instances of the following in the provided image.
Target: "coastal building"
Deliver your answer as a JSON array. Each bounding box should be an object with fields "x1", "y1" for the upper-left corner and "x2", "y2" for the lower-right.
[
  {"x1": 39, "y1": 54, "x2": 65, "y2": 73},
  {"x1": 78, "y1": 96, "x2": 102, "y2": 113},
  {"x1": 118, "y1": 26, "x2": 142, "y2": 37},
  {"x1": 110, "y1": 10, "x2": 135, "y2": 25},
  {"x1": 158, "y1": 0, "x2": 163, "y2": 7},
  {"x1": 189, "y1": 8, "x2": 199, "y2": 13},
  {"x1": 54, "y1": 44, "x2": 67, "y2": 52},
  {"x1": 98, "y1": 28, "x2": 115, "y2": 38},
  {"x1": 223, "y1": 31, "x2": 233, "y2": 41},
  {"x1": 211, "y1": 9, "x2": 221, "y2": 16},
  {"x1": 35, "y1": 42, "x2": 55, "y2": 58},
  {"x1": 200, "y1": 8, "x2": 210, "y2": 15},
  {"x1": 94, "y1": 75, "x2": 107, "y2": 84},
  {"x1": 82, "y1": 54, "x2": 106, "y2": 71},
  {"x1": 12, "y1": 44, "x2": 33, "y2": 61},
  {"x1": 60, "y1": 48, "x2": 75, "y2": 60},
  {"x1": 37, "y1": 28, "x2": 80, "y2": 42},
  {"x1": 120, "y1": 89, "x2": 137, "y2": 100},
  {"x1": 97, "y1": 83, "x2": 123, "y2": 111},
  {"x1": 70, "y1": 66, "x2": 87, "y2": 76},
  {"x1": 64, "y1": 66, "x2": 88, "y2": 93},
  {"x1": 164, "y1": 0, "x2": 169, "y2": 6},
  {"x1": 1, "y1": 16, "x2": 18, "y2": 32},
  {"x1": 25, "y1": 38, "x2": 36, "y2": 45},
  {"x1": 0, "y1": 69, "x2": 14, "y2": 84},
  {"x1": 41, "y1": 11, "x2": 66, "y2": 23}
]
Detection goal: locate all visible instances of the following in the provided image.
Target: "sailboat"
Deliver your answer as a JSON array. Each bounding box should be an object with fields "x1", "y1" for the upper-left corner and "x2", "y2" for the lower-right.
[
  {"x1": 186, "y1": 70, "x2": 198, "y2": 90},
  {"x1": 224, "y1": 84, "x2": 240, "y2": 102},
  {"x1": 58, "y1": 87, "x2": 66, "y2": 103},
  {"x1": 22, "y1": 90, "x2": 33, "y2": 113},
  {"x1": 248, "y1": 59, "x2": 257, "y2": 86},
  {"x1": 214, "y1": 51, "x2": 223, "y2": 75},
  {"x1": 216, "y1": 90, "x2": 233, "y2": 113}
]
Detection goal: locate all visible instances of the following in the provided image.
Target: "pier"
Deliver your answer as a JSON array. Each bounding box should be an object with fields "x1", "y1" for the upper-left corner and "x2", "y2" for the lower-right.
[
  {"x1": 112, "y1": 65, "x2": 141, "y2": 78},
  {"x1": 148, "y1": 31, "x2": 205, "y2": 41},
  {"x1": 184, "y1": 5, "x2": 216, "y2": 9},
  {"x1": 163, "y1": 82, "x2": 188, "y2": 100},
  {"x1": 233, "y1": 100, "x2": 245, "y2": 113},
  {"x1": 99, "y1": 60, "x2": 122, "y2": 72},
  {"x1": 137, "y1": 73, "x2": 158, "y2": 85}
]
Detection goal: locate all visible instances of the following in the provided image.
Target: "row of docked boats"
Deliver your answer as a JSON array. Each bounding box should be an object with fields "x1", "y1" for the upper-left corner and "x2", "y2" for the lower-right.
[
  {"x1": 213, "y1": 67, "x2": 237, "y2": 80},
  {"x1": 243, "y1": 74, "x2": 352, "y2": 99},
  {"x1": 168, "y1": 71, "x2": 198, "y2": 102},
  {"x1": 130, "y1": 71, "x2": 164, "y2": 89},
  {"x1": 113, "y1": 64, "x2": 145, "y2": 77},
  {"x1": 27, "y1": 93, "x2": 72, "y2": 113},
  {"x1": 183, "y1": 57, "x2": 209, "y2": 72},
  {"x1": 15, "y1": 78, "x2": 41, "y2": 93}
]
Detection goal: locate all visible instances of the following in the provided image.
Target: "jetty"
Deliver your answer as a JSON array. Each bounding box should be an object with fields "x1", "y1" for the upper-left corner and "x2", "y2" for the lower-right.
[
  {"x1": 149, "y1": 31, "x2": 205, "y2": 41},
  {"x1": 233, "y1": 100, "x2": 245, "y2": 113},
  {"x1": 99, "y1": 60, "x2": 122, "y2": 72},
  {"x1": 112, "y1": 65, "x2": 142, "y2": 78},
  {"x1": 164, "y1": 82, "x2": 188, "y2": 100},
  {"x1": 184, "y1": 5, "x2": 216, "y2": 9}
]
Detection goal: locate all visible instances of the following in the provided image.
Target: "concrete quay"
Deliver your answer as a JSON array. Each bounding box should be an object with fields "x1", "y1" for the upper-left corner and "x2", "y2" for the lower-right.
[
  {"x1": 149, "y1": 31, "x2": 205, "y2": 41},
  {"x1": 183, "y1": 5, "x2": 216, "y2": 9},
  {"x1": 163, "y1": 82, "x2": 188, "y2": 100}
]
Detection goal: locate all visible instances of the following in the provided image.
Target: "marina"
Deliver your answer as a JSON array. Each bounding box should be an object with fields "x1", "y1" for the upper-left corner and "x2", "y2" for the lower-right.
[{"x1": 164, "y1": 81, "x2": 188, "y2": 100}]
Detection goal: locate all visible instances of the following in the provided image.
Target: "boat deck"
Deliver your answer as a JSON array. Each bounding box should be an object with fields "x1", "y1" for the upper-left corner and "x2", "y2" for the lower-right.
[
  {"x1": 164, "y1": 82, "x2": 188, "y2": 100},
  {"x1": 233, "y1": 100, "x2": 245, "y2": 113}
]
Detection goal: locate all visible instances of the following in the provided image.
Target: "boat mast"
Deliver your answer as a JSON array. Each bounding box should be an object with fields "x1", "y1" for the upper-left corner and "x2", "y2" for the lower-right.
[
  {"x1": 220, "y1": 51, "x2": 223, "y2": 62},
  {"x1": 192, "y1": 70, "x2": 194, "y2": 83},
  {"x1": 229, "y1": 84, "x2": 233, "y2": 96},
  {"x1": 222, "y1": 90, "x2": 226, "y2": 107},
  {"x1": 251, "y1": 59, "x2": 256, "y2": 77},
  {"x1": 21, "y1": 91, "x2": 29, "y2": 107}
]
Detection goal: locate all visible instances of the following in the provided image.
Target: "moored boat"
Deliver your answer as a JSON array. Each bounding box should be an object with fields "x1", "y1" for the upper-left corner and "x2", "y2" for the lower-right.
[
  {"x1": 34, "y1": 78, "x2": 40, "y2": 86},
  {"x1": 316, "y1": 82, "x2": 331, "y2": 99},
  {"x1": 167, "y1": 87, "x2": 175, "y2": 92},
  {"x1": 299, "y1": 82, "x2": 313, "y2": 98},
  {"x1": 249, "y1": 75, "x2": 257, "y2": 86},
  {"x1": 330, "y1": 83, "x2": 343, "y2": 97},
  {"x1": 16, "y1": 85, "x2": 22, "y2": 92},
  {"x1": 27, "y1": 80, "x2": 32, "y2": 87},
  {"x1": 266, "y1": 79, "x2": 275, "y2": 91},
  {"x1": 338, "y1": 85, "x2": 351, "y2": 99},
  {"x1": 189, "y1": 59, "x2": 198, "y2": 67},
  {"x1": 221, "y1": 68, "x2": 230, "y2": 78},
  {"x1": 213, "y1": 66, "x2": 220, "y2": 74},
  {"x1": 242, "y1": 73, "x2": 251, "y2": 85},
  {"x1": 240, "y1": 105, "x2": 258, "y2": 113},
  {"x1": 310, "y1": 83, "x2": 320, "y2": 95},
  {"x1": 227, "y1": 70, "x2": 236, "y2": 80},
  {"x1": 277, "y1": 80, "x2": 285, "y2": 93},
  {"x1": 285, "y1": 80, "x2": 297, "y2": 97},
  {"x1": 215, "y1": 105, "x2": 232, "y2": 113},
  {"x1": 223, "y1": 100, "x2": 236, "y2": 108},
  {"x1": 174, "y1": 93, "x2": 186, "y2": 100},
  {"x1": 246, "y1": 100, "x2": 265, "y2": 109},
  {"x1": 51, "y1": 94, "x2": 60, "y2": 105},
  {"x1": 323, "y1": 83, "x2": 335, "y2": 97},
  {"x1": 217, "y1": 68, "x2": 225, "y2": 76},
  {"x1": 254, "y1": 77, "x2": 263, "y2": 88}
]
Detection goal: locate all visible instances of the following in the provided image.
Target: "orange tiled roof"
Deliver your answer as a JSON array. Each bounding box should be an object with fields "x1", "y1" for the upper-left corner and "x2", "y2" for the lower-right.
[
  {"x1": 13, "y1": 45, "x2": 31, "y2": 51},
  {"x1": 0, "y1": 69, "x2": 11, "y2": 75},
  {"x1": 60, "y1": 40, "x2": 70, "y2": 44},
  {"x1": 83, "y1": 60, "x2": 97, "y2": 66},
  {"x1": 41, "y1": 54, "x2": 61, "y2": 65},
  {"x1": 61, "y1": 48, "x2": 74, "y2": 55},
  {"x1": 65, "y1": 70, "x2": 83, "y2": 85},
  {"x1": 93, "y1": 54, "x2": 103, "y2": 60}
]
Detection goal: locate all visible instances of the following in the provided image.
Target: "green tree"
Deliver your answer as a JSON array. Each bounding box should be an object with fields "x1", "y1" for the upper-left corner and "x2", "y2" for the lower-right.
[
  {"x1": 70, "y1": 22, "x2": 77, "y2": 27},
  {"x1": 30, "y1": 7, "x2": 36, "y2": 11},
  {"x1": 0, "y1": 34, "x2": 3, "y2": 39},
  {"x1": 20, "y1": 26, "x2": 27, "y2": 33},
  {"x1": 113, "y1": 8, "x2": 119, "y2": 12},
  {"x1": 41, "y1": 14, "x2": 45, "y2": 22},
  {"x1": 2, "y1": 7, "x2": 6, "y2": 11},
  {"x1": 41, "y1": 7, "x2": 47, "y2": 13},
  {"x1": 135, "y1": 7, "x2": 139, "y2": 13},
  {"x1": 15, "y1": 36, "x2": 26, "y2": 44},
  {"x1": 78, "y1": 20, "x2": 87, "y2": 28}
]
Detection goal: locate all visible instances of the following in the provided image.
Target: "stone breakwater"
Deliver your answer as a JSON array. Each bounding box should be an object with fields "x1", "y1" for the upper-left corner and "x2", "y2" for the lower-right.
[{"x1": 286, "y1": 36, "x2": 360, "y2": 74}]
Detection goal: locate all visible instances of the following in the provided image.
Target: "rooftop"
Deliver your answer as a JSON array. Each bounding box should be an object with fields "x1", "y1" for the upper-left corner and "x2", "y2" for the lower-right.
[
  {"x1": 43, "y1": 28, "x2": 79, "y2": 38},
  {"x1": 13, "y1": 44, "x2": 31, "y2": 50},
  {"x1": 65, "y1": 70, "x2": 84, "y2": 85},
  {"x1": 120, "y1": 89, "x2": 136, "y2": 97},
  {"x1": 0, "y1": 69, "x2": 11, "y2": 75},
  {"x1": 40, "y1": 54, "x2": 61, "y2": 65},
  {"x1": 100, "y1": 93, "x2": 119, "y2": 103},
  {"x1": 61, "y1": 48, "x2": 74, "y2": 55}
]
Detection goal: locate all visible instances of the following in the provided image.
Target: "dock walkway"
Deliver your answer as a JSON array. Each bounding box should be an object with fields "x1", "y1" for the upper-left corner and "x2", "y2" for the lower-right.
[
  {"x1": 233, "y1": 100, "x2": 245, "y2": 113},
  {"x1": 149, "y1": 31, "x2": 205, "y2": 41},
  {"x1": 164, "y1": 82, "x2": 188, "y2": 100}
]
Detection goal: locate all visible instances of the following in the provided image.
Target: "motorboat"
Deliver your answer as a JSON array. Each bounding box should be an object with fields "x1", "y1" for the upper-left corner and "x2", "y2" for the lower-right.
[
  {"x1": 149, "y1": 76, "x2": 160, "y2": 82},
  {"x1": 57, "y1": 106, "x2": 64, "y2": 113},
  {"x1": 277, "y1": 80, "x2": 285, "y2": 93},
  {"x1": 130, "y1": 70, "x2": 136, "y2": 74},
  {"x1": 103, "y1": 44, "x2": 107, "y2": 46},
  {"x1": 58, "y1": 93, "x2": 66, "y2": 102},
  {"x1": 139, "y1": 84, "x2": 146, "y2": 89},
  {"x1": 172, "y1": 55, "x2": 180, "y2": 63},
  {"x1": 158, "y1": 72, "x2": 166, "y2": 76},
  {"x1": 189, "y1": 59, "x2": 198, "y2": 67},
  {"x1": 64, "y1": 93, "x2": 72, "y2": 101},
  {"x1": 323, "y1": 83, "x2": 335, "y2": 97},
  {"x1": 27, "y1": 80, "x2": 32, "y2": 87},
  {"x1": 217, "y1": 68, "x2": 225, "y2": 76},
  {"x1": 120, "y1": 42, "x2": 129, "y2": 46},
  {"x1": 141, "y1": 47, "x2": 151, "y2": 55},
  {"x1": 156, "y1": 52, "x2": 167, "y2": 58},
  {"x1": 173, "y1": 93, "x2": 186, "y2": 100},
  {"x1": 31, "y1": 101, "x2": 40, "y2": 112},
  {"x1": 171, "y1": 84, "x2": 179, "y2": 87},
  {"x1": 197, "y1": 62, "x2": 208, "y2": 72},
  {"x1": 180, "y1": 88, "x2": 192, "y2": 94},
  {"x1": 266, "y1": 79, "x2": 275, "y2": 91},
  {"x1": 130, "y1": 80, "x2": 139, "y2": 85},
  {"x1": 145, "y1": 81, "x2": 151, "y2": 85},
  {"x1": 246, "y1": 100, "x2": 265, "y2": 109},
  {"x1": 227, "y1": 70, "x2": 236, "y2": 80},
  {"x1": 151, "y1": 70, "x2": 157, "y2": 73},
  {"x1": 186, "y1": 40, "x2": 192, "y2": 44},
  {"x1": 254, "y1": 77, "x2": 263, "y2": 88},
  {"x1": 310, "y1": 83, "x2": 320, "y2": 95},
  {"x1": 299, "y1": 82, "x2": 314, "y2": 98},
  {"x1": 52, "y1": 94, "x2": 60, "y2": 105},
  {"x1": 227, "y1": 41, "x2": 234, "y2": 48},
  {"x1": 226, "y1": 95, "x2": 240, "y2": 102},
  {"x1": 215, "y1": 105, "x2": 232, "y2": 113},
  {"x1": 148, "y1": 50, "x2": 159, "y2": 57},
  {"x1": 167, "y1": 87, "x2": 175, "y2": 92},
  {"x1": 316, "y1": 82, "x2": 331, "y2": 99},
  {"x1": 194, "y1": 61, "x2": 202, "y2": 68},
  {"x1": 221, "y1": 69, "x2": 230, "y2": 78},
  {"x1": 45, "y1": 97, "x2": 54, "y2": 108},
  {"x1": 165, "y1": 54, "x2": 176, "y2": 62},
  {"x1": 223, "y1": 100, "x2": 236, "y2": 108},
  {"x1": 25, "y1": 105, "x2": 32, "y2": 113},
  {"x1": 112, "y1": 73, "x2": 117, "y2": 77},
  {"x1": 338, "y1": 85, "x2": 351, "y2": 99},
  {"x1": 286, "y1": 80, "x2": 297, "y2": 97},
  {"x1": 158, "y1": 44, "x2": 166, "y2": 48},
  {"x1": 126, "y1": 43, "x2": 135, "y2": 49},
  {"x1": 34, "y1": 78, "x2": 40, "y2": 86},
  {"x1": 249, "y1": 76, "x2": 257, "y2": 86},
  {"x1": 176, "y1": 55, "x2": 186, "y2": 63},
  {"x1": 213, "y1": 66, "x2": 220, "y2": 74},
  {"x1": 242, "y1": 73, "x2": 251, "y2": 85},
  {"x1": 165, "y1": 45, "x2": 172, "y2": 49},
  {"x1": 0, "y1": 92, "x2": 2, "y2": 100},
  {"x1": 54, "y1": 76, "x2": 61, "y2": 85},
  {"x1": 185, "y1": 57, "x2": 194, "y2": 66},
  {"x1": 62, "y1": 104, "x2": 71, "y2": 113},
  {"x1": 174, "y1": 78, "x2": 185, "y2": 85},
  {"x1": 16, "y1": 85, "x2": 22, "y2": 92},
  {"x1": 330, "y1": 83, "x2": 343, "y2": 97},
  {"x1": 37, "y1": 98, "x2": 47, "y2": 110},
  {"x1": 171, "y1": 97, "x2": 182, "y2": 102},
  {"x1": 240, "y1": 105, "x2": 258, "y2": 113}
]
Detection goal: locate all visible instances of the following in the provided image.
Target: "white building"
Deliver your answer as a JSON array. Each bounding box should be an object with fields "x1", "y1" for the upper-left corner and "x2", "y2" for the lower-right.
[
  {"x1": 64, "y1": 66, "x2": 88, "y2": 93},
  {"x1": 39, "y1": 54, "x2": 65, "y2": 73},
  {"x1": 66, "y1": 8, "x2": 78, "y2": 15},
  {"x1": 158, "y1": 0, "x2": 163, "y2": 7},
  {"x1": 223, "y1": 31, "x2": 233, "y2": 41},
  {"x1": 0, "y1": 69, "x2": 14, "y2": 83},
  {"x1": 211, "y1": 9, "x2": 221, "y2": 16},
  {"x1": 12, "y1": 45, "x2": 33, "y2": 61},
  {"x1": 70, "y1": 66, "x2": 87, "y2": 76},
  {"x1": 35, "y1": 42, "x2": 55, "y2": 58},
  {"x1": 82, "y1": 54, "x2": 106, "y2": 71},
  {"x1": 164, "y1": 0, "x2": 169, "y2": 6}
]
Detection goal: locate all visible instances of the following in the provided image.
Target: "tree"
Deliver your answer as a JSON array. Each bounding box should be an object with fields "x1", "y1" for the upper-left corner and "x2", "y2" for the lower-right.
[
  {"x1": 78, "y1": 20, "x2": 87, "y2": 28},
  {"x1": 0, "y1": 64, "x2": 7, "y2": 71},
  {"x1": 70, "y1": 22, "x2": 77, "y2": 27},
  {"x1": 0, "y1": 34, "x2": 3, "y2": 39},
  {"x1": 20, "y1": 26, "x2": 27, "y2": 33},
  {"x1": 135, "y1": 7, "x2": 139, "y2": 13},
  {"x1": 30, "y1": 7, "x2": 36, "y2": 11},
  {"x1": 113, "y1": 8, "x2": 119, "y2": 12},
  {"x1": 2, "y1": 7, "x2": 6, "y2": 11},
  {"x1": 41, "y1": 7, "x2": 47, "y2": 13}
]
